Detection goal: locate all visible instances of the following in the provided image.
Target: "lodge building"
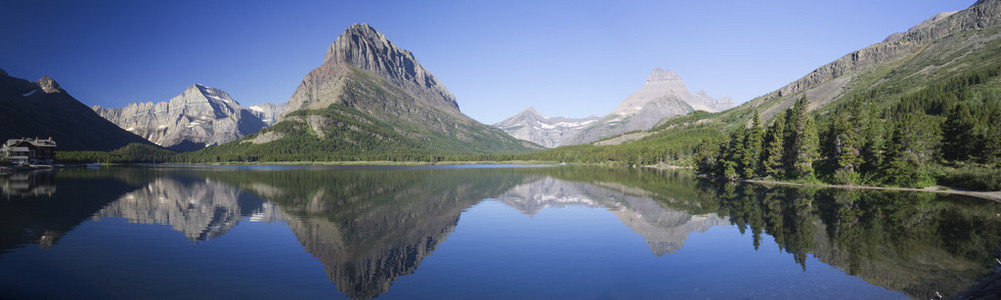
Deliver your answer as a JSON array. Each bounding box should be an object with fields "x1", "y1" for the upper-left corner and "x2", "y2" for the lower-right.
[{"x1": 2, "y1": 137, "x2": 57, "y2": 165}]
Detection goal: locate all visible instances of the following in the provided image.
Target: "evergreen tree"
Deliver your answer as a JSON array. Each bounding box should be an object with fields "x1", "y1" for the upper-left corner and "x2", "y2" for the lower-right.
[
  {"x1": 783, "y1": 96, "x2": 818, "y2": 179},
  {"x1": 741, "y1": 111, "x2": 764, "y2": 178},
  {"x1": 797, "y1": 116, "x2": 820, "y2": 178},
  {"x1": 695, "y1": 137, "x2": 723, "y2": 175},
  {"x1": 942, "y1": 103, "x2": 980, "y2": 161},
  {"x1": 981, "y1": 103, "x2": 1001, "y2": 164},
  {"x1": 858, "y1": 101, "x2": 883, "y2": 177},
  {"x1": 881, "y1": 114, "x2": 941, "y2": 187},
  {"x1": 723, "y1": 129, "x2": 745, "y2": 179},
  {"x1": 761, "y1": 111, "x2": 786, "y2": 177}
]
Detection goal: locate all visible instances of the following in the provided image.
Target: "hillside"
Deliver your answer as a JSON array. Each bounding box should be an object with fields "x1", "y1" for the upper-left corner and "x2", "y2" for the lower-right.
[
  {"x1": 0, "y1": 69, "x2": 154, "y2": 151},
  {"x1": 534, "y1": 0, "x2": 1001, "y2": 170},
  {"x1": 186, "y1": 24, "x2": 538, "y2": 162}
]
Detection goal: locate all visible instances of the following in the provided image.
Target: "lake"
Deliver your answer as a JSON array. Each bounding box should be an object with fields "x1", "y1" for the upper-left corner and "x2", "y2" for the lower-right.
[{"x1": 1, "y1": 165, "x2": 999, "y2": 299}]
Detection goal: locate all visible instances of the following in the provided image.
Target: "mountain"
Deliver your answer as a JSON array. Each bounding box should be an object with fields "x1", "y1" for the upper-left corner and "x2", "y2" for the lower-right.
[
  {"x1": 542, "y1": 0, "x2": 1001, "y2": 163},
  {"x1": 248, "y1": 102, "x2": 285, "y2": 126},
  {"x1": 740, "y1": 1, "x2": 1001, "y2": 123},
  {"x1": 496, "y1": 68, "x2": 733, "y2": 148},
  {"x1": 195, "y1": 23, "x2": 537, "y2": 161},
  {"x1": 0, "y1": 69, "x2": 154, "y2": 151},
  {"x1": 492, "y1": 107, "x2": 600, "y2": 148},
  {"x1": 92, "y1": 84, "x2": 271, "y2": 152}
]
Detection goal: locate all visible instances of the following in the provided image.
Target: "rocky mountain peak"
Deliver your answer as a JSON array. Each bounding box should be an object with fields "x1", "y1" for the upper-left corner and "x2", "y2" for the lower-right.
[
  {"x1": 37, "y1": 76, "x2": 63, "y2": 94},
  {"x1": 646, "y1": 68, "x2": 683, "y2": 83},
  {"x1": 519, "y1": 106, "x2": 542, "y2": 116},
  {"x1": 609, "y1": 68, "x2": 690, "y2": 116},
  {"x1": 313, "y1": 23, "x2": 459, "y2": 111}
]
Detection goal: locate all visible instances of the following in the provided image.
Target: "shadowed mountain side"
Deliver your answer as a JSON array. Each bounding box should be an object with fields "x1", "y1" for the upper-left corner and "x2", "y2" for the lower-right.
[
  {"x1": 0, "y1": 169, "x2": 152, "y2": 255},
  {"x1": 0, "y1": 70, "x2": 154, "y2": 151}
]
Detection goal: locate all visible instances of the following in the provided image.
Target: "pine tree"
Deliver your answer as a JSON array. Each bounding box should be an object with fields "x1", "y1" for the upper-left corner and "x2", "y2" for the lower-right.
[
  {"x1": 797, "y1": 115, "x2": 820, "y2": 179},
  {"x1": 783, "y1": 96, "x2": 817, "y2": 179},
  {"x1": 858, "y1": 101, "x2": 883, "y2": 177},
  {"x1": 942, "y1": 103, "x2": 980, "y2": 161},
  {"x1": 761, "y1": 111, "x2": 786, "y2": 177},
  {"x1": 741, "y1": 111, "x2": 764, "y2": 178},
  {"x1": 881, "y1": 114, "x2": 941, "y2": 187},
  {"x1": 723, "y1": 130, "x2": 745, "y2": 179},
  {"x1": 982, "y1": 103, "x2": 1001, "y2": 164},
  {"x1": 695, "y1": 137, "x2": 722, "y2": 175}
]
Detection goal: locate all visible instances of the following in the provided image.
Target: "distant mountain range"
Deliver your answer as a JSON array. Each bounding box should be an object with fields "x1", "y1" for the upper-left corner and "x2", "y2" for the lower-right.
[
  {"x1": 92, "y1": 84, "x2": 284, "y2": 152},
  {"x1": 0, "y1": 70, "x2": 153, "y2": 151},
  {"x1": 495, "y1": 68, "x2": 734, "y2": 148}
]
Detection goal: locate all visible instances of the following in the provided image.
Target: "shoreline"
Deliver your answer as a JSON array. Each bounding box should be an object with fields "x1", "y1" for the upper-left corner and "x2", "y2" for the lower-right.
[
  {"x1": 744, "y1": 179, "x2": 1001, "y2": 202},
  {"x1": 644, "y1": 165, "x2": 1001, "y2": 202},
  {"x1": 180, "y1": 160, "x2": 559, "y2": 166}
]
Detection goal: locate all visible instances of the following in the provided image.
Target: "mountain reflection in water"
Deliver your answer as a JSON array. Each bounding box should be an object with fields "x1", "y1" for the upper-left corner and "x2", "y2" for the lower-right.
[{"x1": 0, "y1": 166, "x2": 998, "y2": 299}]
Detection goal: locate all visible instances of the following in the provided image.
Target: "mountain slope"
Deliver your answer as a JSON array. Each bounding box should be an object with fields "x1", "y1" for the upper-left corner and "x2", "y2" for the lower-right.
[
  {"x1": 532, "y1": 0, "x2": 1001, "y2": 165},
  {"x1": 191, "y1": 24, "x2": 537, "y2": 161},
  {"x1": 497, "y1": 68, "x2": 733, "y2": 147},
  {"x1": 93, "y1": 84, "x2": 270, "y2": 152},
  {"x1": 0, "y1": 69, "x2": 154, "y2": 151}
]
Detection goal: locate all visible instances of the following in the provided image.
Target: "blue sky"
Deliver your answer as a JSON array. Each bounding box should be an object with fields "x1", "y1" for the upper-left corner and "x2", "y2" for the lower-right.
[{"x1": 0, "y1": 0, "x2": 976, "y2": 124}]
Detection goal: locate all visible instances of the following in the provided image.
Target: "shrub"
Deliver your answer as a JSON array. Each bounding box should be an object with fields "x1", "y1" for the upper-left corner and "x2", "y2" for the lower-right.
[{"x1": 937, "y1": 166, "x2": 1001, "y2": 191}]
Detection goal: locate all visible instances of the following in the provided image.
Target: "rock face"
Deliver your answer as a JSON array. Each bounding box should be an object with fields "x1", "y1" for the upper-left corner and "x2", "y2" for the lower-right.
[
  {"x1": 0, "y1": 71, "x2": 154, "y2": 151},
  {"x1": 752, "y1": 0, "x2": 1001, "y2": 121},
  {"x1": 248, "y1": 102, "x2": 285, "y2": 126},
  {"x1": 286, "y1": 23, "x2": 459, "y2": 115},
  {"x1": 237, "y1": 23, "x2": 536, "y2": 155},
  {"x1": 496, "y1": 68, "x2": 734, "y2": 147},
  {"x1": 93, "y1": 84, "x2": 271, "y2": 151},
  {"x1": 492, "y1": 107, "x2": 600, "y2": 148}
]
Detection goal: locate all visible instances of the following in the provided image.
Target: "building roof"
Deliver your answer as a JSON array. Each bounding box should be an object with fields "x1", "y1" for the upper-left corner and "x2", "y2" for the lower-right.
[{"x1": 3, "y1": 137, "x2": 56, "y2": 148}]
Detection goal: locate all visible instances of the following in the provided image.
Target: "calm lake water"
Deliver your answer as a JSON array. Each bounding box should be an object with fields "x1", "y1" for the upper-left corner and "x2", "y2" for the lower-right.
[{"x1": 1, "y1": 165, "x2": 999, "y2": 299}]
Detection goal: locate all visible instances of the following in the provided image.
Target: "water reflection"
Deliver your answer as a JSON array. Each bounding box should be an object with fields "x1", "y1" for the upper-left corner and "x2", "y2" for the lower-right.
[
  {"x1": 0, "y1": 169, "x2": 145, "y2": 254},
  {"x1": 498, "y1": 176, "x2": 728, "y2": 256},
  {"x1": 1, "y1": 170, "x2": 56, "y2": 198},
  {"x1": 0, "y1": 166, "x2": 998, "y2": 299},
  {"x1": 700, "y1": 181, "x2": 1001, "y2": 299},
  {"x1": 94, "y1": 177, "x2": 280, "y2": 240}
]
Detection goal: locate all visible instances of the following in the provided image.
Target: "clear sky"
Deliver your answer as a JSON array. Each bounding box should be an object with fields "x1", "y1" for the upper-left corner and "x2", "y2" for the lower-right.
[{"x1": 0, "y1": 0, "x2": 977, "y2": 124}]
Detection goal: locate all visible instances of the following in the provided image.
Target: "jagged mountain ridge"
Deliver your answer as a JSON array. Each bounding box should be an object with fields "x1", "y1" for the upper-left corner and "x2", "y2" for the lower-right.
[
  {"x1": 496, "y1": 68, "x2": 734, "y2": 147},
  {"x1": 492, "y1": 107, "x2": 600, "y2": 148},
  {"x1": 0, "y1": 69, "x2": 154, "y2": 151},
  {"x1": 201, "y1": 23, "x2": 537, "y2": 159},
  {"x1": 92, "y1": 84, "x2": 281, "y2": 152}
]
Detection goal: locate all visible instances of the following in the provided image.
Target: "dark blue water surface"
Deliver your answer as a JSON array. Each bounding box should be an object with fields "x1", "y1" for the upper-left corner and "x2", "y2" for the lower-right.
[{"x1": 1, "y1": 166, "x2": 998, "y2": 299}]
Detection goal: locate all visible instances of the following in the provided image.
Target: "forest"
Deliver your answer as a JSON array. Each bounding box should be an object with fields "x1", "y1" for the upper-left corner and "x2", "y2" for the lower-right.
[{"x1": 694, "y1": 66, "x2": 1001, "y2": 190}]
